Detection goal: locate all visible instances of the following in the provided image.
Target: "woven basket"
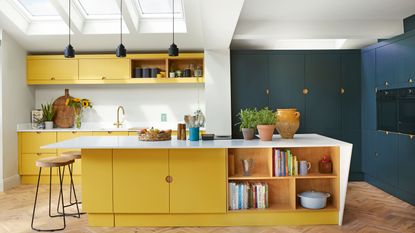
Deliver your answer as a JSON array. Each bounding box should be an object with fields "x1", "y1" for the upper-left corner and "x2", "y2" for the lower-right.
[
  {"x1": 53, "y1": 89, "x2": 74, "y2": 128},
  {"x1": 139, "y1": 129, "x2": 172, "y2": 141}
]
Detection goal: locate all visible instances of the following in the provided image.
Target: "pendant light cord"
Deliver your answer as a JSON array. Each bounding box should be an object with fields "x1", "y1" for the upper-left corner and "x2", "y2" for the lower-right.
[
  {"x1": 120, "y1": 0, "x2": 123, "y2": 44},
  {"x1": 172, "y1": 0, "x2": 174, "y2": 44},
  {"x1": 68, "y1": 0, "x2": 71, "y2": 45}
]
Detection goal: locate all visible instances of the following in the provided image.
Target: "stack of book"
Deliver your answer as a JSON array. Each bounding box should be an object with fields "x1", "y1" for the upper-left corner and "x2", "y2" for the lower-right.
[
  {"x1": 228, "y1": 182, "x2": 269, "y2": 210},
  {"x1": 274, "y1": 149, "x2": 298, "y2": 176}
]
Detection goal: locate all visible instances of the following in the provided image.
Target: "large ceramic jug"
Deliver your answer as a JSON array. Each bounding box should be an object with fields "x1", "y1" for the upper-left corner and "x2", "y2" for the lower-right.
[{"x1": 275, "y1": 108, "x2": 300, "y2": 139}]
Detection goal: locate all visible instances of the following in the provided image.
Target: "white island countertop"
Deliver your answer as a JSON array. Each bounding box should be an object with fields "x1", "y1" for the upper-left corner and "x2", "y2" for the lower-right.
[{"x1": 42, "y1": 134, "x2": 352, "y2": 149}]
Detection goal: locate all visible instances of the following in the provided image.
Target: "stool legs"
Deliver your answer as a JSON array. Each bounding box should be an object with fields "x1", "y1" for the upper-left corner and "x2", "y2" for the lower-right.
[
  {"x1": 31, "y1": 167, "x2": 66, "y2": 232},
  {"x1": 56, "y1": 164, "x2": 83, "y2": 217}
]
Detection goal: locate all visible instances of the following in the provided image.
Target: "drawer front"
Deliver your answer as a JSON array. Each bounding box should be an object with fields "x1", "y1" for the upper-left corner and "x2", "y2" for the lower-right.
[
  {"x1": 21, "y1": 153, "x2": 57, "y2": 175},
  {"x1": 92, "y1": 131, "x2": 129, "y2": 136},
  {"x1": 21, "y1": 132, "x2": 57, "y2": 154},
  {"x1": 79, "y1": 59, "x2": 130, "y2": 80}
]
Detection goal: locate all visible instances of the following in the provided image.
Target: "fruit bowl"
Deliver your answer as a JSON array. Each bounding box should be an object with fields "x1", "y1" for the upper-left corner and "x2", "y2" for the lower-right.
[{"x1": 138, "y1": 128, "x2": 172, "y2": 141}]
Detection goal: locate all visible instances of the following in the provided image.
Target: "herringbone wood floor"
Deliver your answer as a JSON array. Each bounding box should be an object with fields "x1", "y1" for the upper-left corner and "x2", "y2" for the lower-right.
[{"x1": 0, "y1": 182, "x2": 414, "y2": 233}]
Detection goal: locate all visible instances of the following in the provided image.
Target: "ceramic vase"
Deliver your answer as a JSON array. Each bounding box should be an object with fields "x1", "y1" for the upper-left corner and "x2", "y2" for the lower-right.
[{"x1": 275, "y1": 108, "x2": 300, "y2": 139}]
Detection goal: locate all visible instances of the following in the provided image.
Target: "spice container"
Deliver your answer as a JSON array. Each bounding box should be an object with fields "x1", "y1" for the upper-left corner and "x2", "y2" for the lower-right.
[{"x1": 319, "y1": 155, "x2": 332, "y2": 174}]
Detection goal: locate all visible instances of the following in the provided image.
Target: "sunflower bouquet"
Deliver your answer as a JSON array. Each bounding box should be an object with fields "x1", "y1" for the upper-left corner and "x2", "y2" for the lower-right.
[{"x1": 65, "y1": 97, "x2": 93, "y2": 128}]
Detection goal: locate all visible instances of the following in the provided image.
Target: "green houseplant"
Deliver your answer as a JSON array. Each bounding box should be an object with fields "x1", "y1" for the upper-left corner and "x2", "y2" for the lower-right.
[
  {"x1": 255, "y1": 107, "x2": 277, "y2": 141},
  {"x1": 41, "y1": 102, "x2": 55, "y2": 129},
  {"x1": 236, "y1": 108, "x2": 257, "y2": 140}
]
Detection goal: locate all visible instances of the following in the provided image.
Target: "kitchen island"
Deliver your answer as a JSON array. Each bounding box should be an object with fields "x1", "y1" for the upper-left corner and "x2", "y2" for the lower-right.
[{"x1": 43, "y1": 134, "x2": 352, "y2": 227}]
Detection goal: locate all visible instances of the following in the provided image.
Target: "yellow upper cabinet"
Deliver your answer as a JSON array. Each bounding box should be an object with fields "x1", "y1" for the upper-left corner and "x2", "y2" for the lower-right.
[
  {"x1": 27, "y1": 58, "x2": 78, "y2": 81},
  {"x1": 79, "y1": 58, "x2": 130, "y2": 80}
]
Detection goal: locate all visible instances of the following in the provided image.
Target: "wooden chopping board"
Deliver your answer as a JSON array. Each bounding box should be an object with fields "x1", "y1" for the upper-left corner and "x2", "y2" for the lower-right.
[{"x1": 53, "y1": 89, "x2": 74, "y2": 128}]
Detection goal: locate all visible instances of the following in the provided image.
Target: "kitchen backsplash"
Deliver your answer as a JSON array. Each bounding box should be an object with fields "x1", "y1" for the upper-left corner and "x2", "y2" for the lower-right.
[{"x1": 35, "y1": 85, "x2": 205, "y2": 126}]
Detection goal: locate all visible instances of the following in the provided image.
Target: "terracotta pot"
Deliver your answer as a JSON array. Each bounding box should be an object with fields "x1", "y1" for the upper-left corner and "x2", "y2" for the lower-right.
[
  {"x1": 257, "y1": 125, "x2": 275, "y2": 141},
  {"x1": 275, "y1": 108, "x2": 300, "y2": 139},
  {"x1": 241, "y1": 128, "x2": 255, "y2": 140}
]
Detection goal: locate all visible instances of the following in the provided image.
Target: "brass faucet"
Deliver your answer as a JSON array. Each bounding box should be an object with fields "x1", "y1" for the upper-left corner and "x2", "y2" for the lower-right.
[{"x1": 114, "y1": 106, "x2": 125, "y2": 128}]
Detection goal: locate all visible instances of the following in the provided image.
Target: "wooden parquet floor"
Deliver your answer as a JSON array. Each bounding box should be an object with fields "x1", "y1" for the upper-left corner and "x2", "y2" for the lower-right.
[{"x1": 0, "y1": 182, "x2": 414, "y2": 233}]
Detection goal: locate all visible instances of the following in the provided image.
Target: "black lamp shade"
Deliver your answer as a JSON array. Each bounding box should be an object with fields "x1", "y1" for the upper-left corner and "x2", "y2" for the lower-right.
[
  {"x1": 64, "y1": 44, "x2": 75, "y2": 58},
  {"x1": 168, "y1": 43, "x2": 179, "y2": 56},
  {"x1": 116, "y1": 43, "x2": 127, "y2": 57}
]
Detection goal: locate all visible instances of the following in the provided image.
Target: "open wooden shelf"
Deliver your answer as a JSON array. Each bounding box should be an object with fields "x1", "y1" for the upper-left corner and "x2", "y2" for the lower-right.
[
  {"x1": 228, "y1": 203, "x2": 293, "y2": 213},
  {"x1": 295, "y1": 173, "x2": 337, "y2": 179},
  {"x1": 296, "y1": 203, "x2": 337, "y2": 212},
  {"x1": 228, "y1": 176, "x2": 292, "y2": 180}
]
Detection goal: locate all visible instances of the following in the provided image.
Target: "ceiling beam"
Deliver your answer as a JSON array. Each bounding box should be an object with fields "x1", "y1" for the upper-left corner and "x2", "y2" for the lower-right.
[
  {"x1": 115, "y1": 0, "x2": 139, "y2": 34},
  {"x1": 49, "y1": 0, "x2": 83, "y2": 34}
]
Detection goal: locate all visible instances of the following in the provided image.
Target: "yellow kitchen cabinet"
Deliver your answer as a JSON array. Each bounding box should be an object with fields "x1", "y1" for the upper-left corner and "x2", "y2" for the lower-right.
[
  {"x1": 82, "y1": 149, "x2": 113, "y2": 214},
  {"x1": 79, "y1": 58, "x2": 130, "y2": 80},
  {"x1": 27, "y1": 59, "x2": 78, "y2": 81},
  {"x1": 113, "y1": 149, "x2": 169, "y2": 213},
  {"x1": 21, "y1": 132, "x2": 57, "y2": 154},
  {"x1": 92, "y1": 131, "x2": 129, "y2": 136},
  {"x1": 128, "y1": 131, "x2": 137, "y2": 136},
  {"x1": 57, "y1": 131, "x2": 92, "y2": 175},
  {"x1": 169, "y1": 149, "x2": 227, "y2": 213},
  {"x1": 21, "y1": 153, "x2": 56, "y2": 175}
]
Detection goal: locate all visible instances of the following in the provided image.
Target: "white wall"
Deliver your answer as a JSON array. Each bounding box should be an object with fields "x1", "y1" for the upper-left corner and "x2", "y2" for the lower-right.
[
  {"x1": 0, "y1": 31, "x2": 34, "y2": 191},
  {"x1": 35, "y1": 85, "x2": 205, "y2": 128},
  {"x1": 204, "y1": 49, "x2": 232, "y2": 136}
]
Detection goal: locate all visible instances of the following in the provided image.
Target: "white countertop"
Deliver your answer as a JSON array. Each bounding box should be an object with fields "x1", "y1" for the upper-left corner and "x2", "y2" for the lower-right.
[{"x1": 42, "y1": 134, "x2": 352, "y2": 149}]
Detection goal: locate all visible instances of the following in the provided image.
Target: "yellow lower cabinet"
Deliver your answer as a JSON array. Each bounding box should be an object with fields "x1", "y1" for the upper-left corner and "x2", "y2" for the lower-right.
[
  {"x1": 169, "y1": 149, "x2": 227, "y2": 213},
  {"x1": 21, "y1": 132, "x2": 57, "y2": 154},
  {"x1": 92, "y1": 131, "x2": 129, "y2": 136},
  {"x1": 113, "y1": 149, "x2": 169, "y2": 213},
  {"x1": 82, "y1": 149, "x2": 113, "y2": 217},
  {"x1": 21, "y1": 153, "x2": 56, "y2": 175},
  {"x1": 57, "y1": 131, "x2": 92, "y2": 176}
]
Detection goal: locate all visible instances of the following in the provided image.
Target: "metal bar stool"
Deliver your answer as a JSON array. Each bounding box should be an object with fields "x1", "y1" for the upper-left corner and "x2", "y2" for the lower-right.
[
  {"x1": 31, "y1": 156, "x2": 77, "y2": 232},
  {"x1": 57, "y1": 151, "x2": 84, "y2": 216}
]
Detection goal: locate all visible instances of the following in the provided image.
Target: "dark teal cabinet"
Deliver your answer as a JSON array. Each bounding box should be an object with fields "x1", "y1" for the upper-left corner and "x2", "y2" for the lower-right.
[
  {"x1": 268, "y1": 54, "x2": 306, "y2": 132},
  {"x1": 374, "y1": 131, "x2": 398, "y2": 186},
  {"x1": 342, "y1": 130, "x2": 362, "y2": 174},
  {"x1": 305, "y1": 54, "x2": 341, "y2": 134},
  {"x1": 397, "y1": 36, "x2": 415, "y2": 87},
  {"x1": 362, "y1": 130, "x2": 376, "y2": 177},
  {"x1": 376, "y1": 44, "x2": 398, "y2": 88},
  {"x1": 231, "y1": 53, "x2": 269, "y2": 138},
  {"x1": 341, "y1": 53, "x2": 361, "y2": 131},
  {"x1": 361, "y1": 50, "x2": 377, "y2": 130},
  {"x1": 397, "y1": 135, "x2": 415, "y2": 195}
]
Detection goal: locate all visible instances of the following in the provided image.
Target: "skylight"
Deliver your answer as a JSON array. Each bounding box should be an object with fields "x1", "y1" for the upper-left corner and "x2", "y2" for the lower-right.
[
  {"x1": 137, "y1": 0, "x2": 183, "y2": 19},
  {"x1": 17, "y1": 0, "x2": 59, "y2": 17},
  {"x1": 77, "y1": 0, "x2": 120, "y2": 17}
]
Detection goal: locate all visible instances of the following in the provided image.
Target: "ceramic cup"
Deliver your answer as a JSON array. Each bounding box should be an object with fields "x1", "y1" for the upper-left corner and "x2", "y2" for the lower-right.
[{"x1": 299, "y1": 160, "x2": 311, "y2": 176}]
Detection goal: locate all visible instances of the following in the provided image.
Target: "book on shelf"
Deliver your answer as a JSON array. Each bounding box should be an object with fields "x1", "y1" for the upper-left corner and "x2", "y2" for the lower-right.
[
  {"x1": 228, "y1": 182, "x2": 269, "y2": 210},
  {"x1": 273, "y1": 148, "x2": 299, "y2": 177}
]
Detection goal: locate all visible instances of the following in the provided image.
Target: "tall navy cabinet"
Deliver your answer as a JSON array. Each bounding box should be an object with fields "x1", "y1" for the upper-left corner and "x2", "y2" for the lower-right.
[
  {"x1": 362, "y1": 30, "x2": 415, "y2": 205},
  {"x1": 231, "y1": 50, "x2": 362, "y2": 180}
]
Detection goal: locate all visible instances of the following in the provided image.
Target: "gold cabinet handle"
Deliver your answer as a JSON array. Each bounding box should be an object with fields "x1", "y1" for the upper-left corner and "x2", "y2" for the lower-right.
[
  {"x1": 265, "y1": 89, "x2": 269, "y2": 95},
  {"x1": 165, "y1": 175, "x2": 173, "y2": 183},
  {"x1": 341, "y1": 88, "x2": 345, "y2": 95},
  {"x1": 36, "y1": 153, "x2": 42, "y2": 156},
  {"x1": 409, "y1": 78, "x2": 413, "y2": 83},
  {"x1": 101, "y1": 76, "x2": 106, "y2": 80},
  {"x1": 385, "y1": 81, "x2": 389, "y2": 86},
  {"x1": 303, "y1": 88, "x2": 309, "y2": 95},
  {"x1": 36, "y1": 132, "x2": 41, "y2": 134},
  {"x1": 410, "y1": 135, "x2": 414, "y2": 140},
  {"x1": 375, "y1": 152, "x2": 379, "y2": 157},
  {"x1": 50, "y1": 77, "x2": 55, "y2": 80},
  {"x1": 107, "y1": 131, "x2": 112, "y2": 134},
  {"x1": 72, "y1": 131, "x2": 77, "y2": 134}
]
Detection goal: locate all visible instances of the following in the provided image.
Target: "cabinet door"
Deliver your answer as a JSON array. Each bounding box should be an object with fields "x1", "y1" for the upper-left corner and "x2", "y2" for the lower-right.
[
  {"x1": 362, "y1": 130, "x2": 376, "y2": 177},
  {"x1": 27, "y1": 59, "x2": 78, "y2": 81},
  {"x1": 169, "y1": 149, "x2": 226, "y2": 213},
  {"x1": 113, "y1": 149, "x2": 169, "y2": 213},
  {"x1": 362, "y1": 50, "x2": 377, "y2": 130},
  {"x1": 305, "y1": 54, "x2": 341, "y2": 134},
  {"x1": 231, "y1": 53, "x2": 269, "y2": 138},
  {"x1": 92, "y1": 131, "x2": 129, "y2": 136},
  {"x1": 268, "y1": 54, "x2": 306, "y2": 132},
  {"x1": 79, "y1": 59, "x2": 130, "y2": 80},
  {"x1": 342, "y1": 130, "x2": 361, "y2": 174},
  {"x1": 374, "y1": 131, "x2": 398, "y2": 186},
  {"x1": 397, "y1": 135, "x2": 415, "y2": 194},
  {"x1": 21, "y1": 153, "x2": 56, "y2": 175},
  {"x1": 397, "y1": 36, "x2": 415, "y2": 86},
  {"x1": 341, "y1": 53, "x2": 361, "y2": 131},
  {"x1": 21, "y1": 132, "x2": 57, "y2": 154},
  {"x1": 376, "y1": 44, "x2": 398, "y2": 87},
  {"x1": 57, "y1": 131, "x2": 92, "y2": 175}
]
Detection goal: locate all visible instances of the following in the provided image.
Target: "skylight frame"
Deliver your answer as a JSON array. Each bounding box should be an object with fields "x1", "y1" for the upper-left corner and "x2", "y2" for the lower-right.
[
  {"x1": 13, "y1": 0, "x2": 62, "y2": 21},
  {"x1": 135, "y1": 0, "x2": 184, "y2": 20},
  {"x1": 74, "y1": 0, "x2": 121, "y2": 20}
]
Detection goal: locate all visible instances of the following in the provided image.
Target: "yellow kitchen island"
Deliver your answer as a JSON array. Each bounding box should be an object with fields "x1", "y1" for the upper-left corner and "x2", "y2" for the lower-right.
[{"x1": 42, "y1": 134, "x2": 352, "y2": 227}]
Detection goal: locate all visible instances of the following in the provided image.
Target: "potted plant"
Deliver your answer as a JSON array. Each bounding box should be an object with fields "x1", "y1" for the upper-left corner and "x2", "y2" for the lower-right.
[
  {"x1": 255, "y1": 107, "x2": 277, "y2": 141},
  {"x1": 236, "y1": 108, "x2": 257, "y2": 140},
  {"x1": 41, "y1": 103, "x2": 55, "y2": 129}
]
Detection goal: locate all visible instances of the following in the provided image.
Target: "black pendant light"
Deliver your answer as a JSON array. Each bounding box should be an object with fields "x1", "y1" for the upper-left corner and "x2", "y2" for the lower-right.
[
  {"x1": 64, "y1": 0, "x2": 75, "y2": 58},
  {"x1": 116, "y1": 0, "x2": 126, "y2": 57},
  {"x1": 168, "y1": 0, "x2": 179, "y2": 56}
]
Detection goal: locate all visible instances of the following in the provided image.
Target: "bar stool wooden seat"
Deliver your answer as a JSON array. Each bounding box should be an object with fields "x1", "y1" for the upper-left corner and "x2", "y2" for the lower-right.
[
  {"x1": 57, "y1": 151, "x2": 84, "y2": 216},
  {"x1": 31, "y1": 156, "x2": 79, "y2": 232}
]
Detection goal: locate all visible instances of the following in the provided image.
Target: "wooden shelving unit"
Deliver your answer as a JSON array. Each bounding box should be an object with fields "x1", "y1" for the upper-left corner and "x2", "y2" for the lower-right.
[{"x1": 227, "y1": 147, "x2": 340, "y2": 213}]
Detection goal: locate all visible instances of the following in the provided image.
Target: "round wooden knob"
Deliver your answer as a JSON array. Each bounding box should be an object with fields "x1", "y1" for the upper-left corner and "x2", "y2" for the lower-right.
[
  {"x1": 36, "y1": 153, "x2": 42, "y2": 156},
  {"x1": 108, "y1": 131, "x2": 112, "y2": 134},
  {"x1": 165, "y1": 176, "x2": 173, "y2": 183},
  {"x1": 341, "y1": 88, "x2": 345, "y2": 94},
  {"x1": 302, "y1": 88, "x2": 309, "y2": 95},
  {"x1": 51, "y1": 77, "x2": 55, "y2": 80},
  {"x1": 385, "y1": 81, "x2": 389, "y2": 86},
  {"x1": 409, "y1": 78, "x2": 413, "y2": 83},
  {"x1": 101, "y1": 76, "x2": 106, "y2": 80}
]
